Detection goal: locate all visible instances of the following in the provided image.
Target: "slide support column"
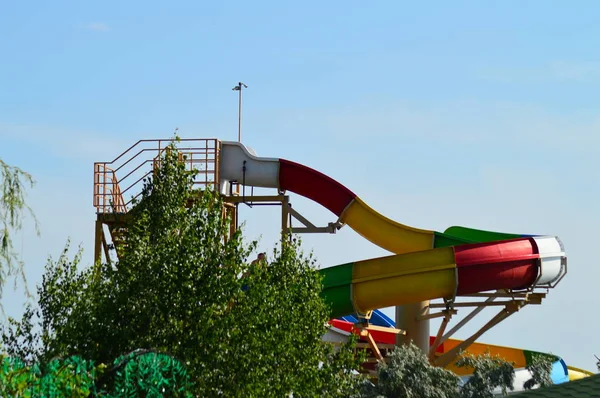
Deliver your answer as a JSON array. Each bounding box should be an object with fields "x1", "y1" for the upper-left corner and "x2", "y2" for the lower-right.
[
  {"x1": 281, "y1": 195, "x2": 290, "y2": 241},
  {"x1": 395, "y1": 301, "x2": 430, "y2": 353},
  {"x1": 94, "y1": 220, "x2": 103, "y2": 265}
]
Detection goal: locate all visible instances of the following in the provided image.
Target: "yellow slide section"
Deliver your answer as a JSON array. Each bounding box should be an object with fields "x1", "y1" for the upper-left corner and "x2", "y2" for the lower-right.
[
  {"x1": 441, "y1": 340, "x2": 533, "y2": 374},
  {"x1": 567, "y1": 366, "x2": 595, "y2": 381},
  {"x1": 351, "y1": 247, "x2": 457, "y2": 314},
  {"x1": 341, "y1": 197, "x2": 435, "y2": 254},
  {"x1": 440, "y1": 341, "x2": 594, "y2": 380}
]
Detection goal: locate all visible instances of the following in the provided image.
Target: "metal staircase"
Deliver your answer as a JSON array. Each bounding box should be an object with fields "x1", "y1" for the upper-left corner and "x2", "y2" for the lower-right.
[{"x1": 93, "y1": 138, "x2": 221, "y2": 264}]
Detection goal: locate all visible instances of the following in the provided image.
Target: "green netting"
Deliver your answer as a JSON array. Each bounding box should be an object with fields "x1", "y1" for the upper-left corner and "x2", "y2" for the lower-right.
[{"x1": 0, "y1": 350, "x2": 193, "y2": 397}]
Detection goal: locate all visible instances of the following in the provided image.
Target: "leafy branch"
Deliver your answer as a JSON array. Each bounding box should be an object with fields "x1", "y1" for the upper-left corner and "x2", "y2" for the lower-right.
[{"x1": 0, "y1": 159, "x2": 39, "y2": 304}]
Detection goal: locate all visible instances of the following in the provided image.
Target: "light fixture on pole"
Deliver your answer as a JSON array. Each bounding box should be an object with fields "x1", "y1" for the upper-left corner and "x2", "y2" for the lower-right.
[{"x1": 232, "y1": 82, "x2": 248, "y2": 142}]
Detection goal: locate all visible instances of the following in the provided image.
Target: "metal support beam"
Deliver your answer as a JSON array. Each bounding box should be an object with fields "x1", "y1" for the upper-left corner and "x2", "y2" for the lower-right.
[
  {"x1": 288, "y1": 206, "x2": 317, "y2": 229},
  {"x1": 360, "y1": 329, "x2": 384, "y2": 362},
  {"x1": 291, "y1": 225, "x2": 338, "y2": 234},
  {"x1": 357, "y1": 323, "x2": 406, "y2": 335},
  {"x1": 101, "y1": 228, "x2": 111, "y2": 265},
  {"x1": 288, "y1": 206, "x2": 340, "y2": 234},
  {"x1": 224, "y1": 194, "x2": 342, "y2": 235},
  {"x1": 460, "y1": 292, "x2": 529, "y2": 298},
  {"x1": 224, "y1": 195, "x2": 286, "y2": 204},
  {"x1": 429, "y1": 311, "x2": 453, "y2": 360},
  {"x1": 281, "y1": 195, "x2": 290, "y2": 240},
  {"x1": 417, "y1": 309, "x2": 457, "y2": 321},
  {"x1": 440, "y1": 296, "x2": 496, "y2": 345},
  {"x1": 430, "y1": 300, "x2": 527, "y2": 308},
  {"x1": 222, "y1": 203, "x2": 237, "y2": 240},
  {"x1": 433, "y1": 302, "x2": 521, "y2": 368},
  {"x1": 94, "y1": 220, "x2": 103, "y2": 265}
]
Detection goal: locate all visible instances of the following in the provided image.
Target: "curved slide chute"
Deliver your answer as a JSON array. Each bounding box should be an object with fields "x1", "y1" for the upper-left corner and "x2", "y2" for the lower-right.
[
  {"x1": 220, "y1": 142, "x2": 456, "y2": 253},
  {"x1": 321, "y1": 236, "x2": 563, "y2": 317},
  {"x1": 219, "y1": 141, "x2": 577, "y2": 385},
  {"x1": 220, "y1": 141, "x2": 567, "y2": 318},
  {"x1": 220, "y1": 142, "x2": 541, "y2": 253}
]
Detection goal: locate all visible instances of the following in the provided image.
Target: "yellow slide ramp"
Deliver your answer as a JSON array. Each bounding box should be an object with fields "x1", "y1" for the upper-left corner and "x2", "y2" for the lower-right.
[{"x1": 341, "y1": 198, "x2": 446, "y2": 254}]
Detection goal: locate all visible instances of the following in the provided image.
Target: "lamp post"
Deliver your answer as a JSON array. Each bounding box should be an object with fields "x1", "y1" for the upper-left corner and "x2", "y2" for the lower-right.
[{"x1": 232, "y1": 82, "x2": 248, "y2": 142}]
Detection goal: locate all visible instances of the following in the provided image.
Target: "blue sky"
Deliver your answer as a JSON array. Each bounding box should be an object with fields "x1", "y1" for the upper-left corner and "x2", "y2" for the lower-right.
[{"x1": 1, "y1": 1, "x2": 600, "y2": 372}]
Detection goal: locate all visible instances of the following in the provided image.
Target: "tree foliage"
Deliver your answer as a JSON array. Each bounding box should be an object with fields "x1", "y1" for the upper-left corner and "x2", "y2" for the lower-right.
[
  {"x1": 456, "y1": 352, "x2": 515, "y2": 398},
  {"x1": 355, "y1": 342, "x2": 461, "y2": 398},
  {"x1": 1, "y1": 142, "x2": 361, "y2": 396},
  {"x1": 0, "y1": 159, "x2": 38, "y2": 302},
  {"x1": 354, "y1": 344, "x2": 550, "y2": 398},
  {"x1": 523, "y1": 354, "x2": 554, "y2": 390}
]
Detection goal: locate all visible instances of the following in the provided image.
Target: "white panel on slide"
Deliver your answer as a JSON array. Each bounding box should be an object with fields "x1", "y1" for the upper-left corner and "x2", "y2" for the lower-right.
[
  {"x1": 220, "y1": 141, "x2": 280, "y2": 190},
  {"x1": 533, "y1": 236, "x2": 567, "y2": 286}
]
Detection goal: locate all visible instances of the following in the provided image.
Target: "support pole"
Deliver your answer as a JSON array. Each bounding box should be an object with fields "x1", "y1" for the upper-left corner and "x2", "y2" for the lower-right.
[
  {"x1": 395, "y1": 301, "x2": 430, "y2": 353},
  {"x1": 281, "y1": 195, "x2": 290, "y2": 242},
  {"x1": 230, "y1": 205, "x2": 237, "y2": 238},
  {"x1": 101, "y1": 231, "x2": 111, "y2": 265},
  {"x1": 238, "y1": 86, "x2": 242, "y2": 142},
  {"x1": 232, "y1": 82, "x2": 248, "y2": 142},
  {"x1": 94, "y1": 220, "x2": 103, "y2": 265}
]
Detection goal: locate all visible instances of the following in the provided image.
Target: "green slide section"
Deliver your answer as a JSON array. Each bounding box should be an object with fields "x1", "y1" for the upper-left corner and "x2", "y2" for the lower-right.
[
  {"x1": 432, "y1": 227, "x2": 523, "y2": 249},
  {"x1": 320, "y1": 263, "x2": 354, "y2": 317},
  {"x1": 433, "y1": 231, "x2": 473, "y2": 248},
  {"x1": 442, "y1": 226, "x2": 522, "y2": 243}
]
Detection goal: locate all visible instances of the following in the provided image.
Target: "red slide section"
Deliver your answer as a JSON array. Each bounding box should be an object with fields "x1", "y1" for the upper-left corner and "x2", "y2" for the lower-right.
[
  {"x1": 329, "y1": 319, "x2": 446, "y2": 352},
  {"x1": 278, "y1": 159, "x2": 357, "y2": 217},
  {"x1": 455, "y1": 238, "x2": 540, "y2": 294}
]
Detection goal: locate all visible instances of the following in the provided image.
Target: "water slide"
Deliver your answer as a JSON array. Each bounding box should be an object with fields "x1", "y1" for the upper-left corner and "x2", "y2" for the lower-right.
[
  {"x1": 328, "y1": 310, "x2": 593, "y2": 392},
  {"x1": 218, "y1": 141, "x2": 577, "y2": 383},
  {"x1": 219, "y1": 142, "x2": 566, "y2": 313}
]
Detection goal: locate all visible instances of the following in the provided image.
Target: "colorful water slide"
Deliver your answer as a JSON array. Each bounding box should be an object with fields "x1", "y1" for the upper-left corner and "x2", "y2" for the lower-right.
[
  {"x1": 320, "y1": 237, "x2": 563, "y2": 317},
  {"x1": 219, "y1": 141, "x2": 583, "y2": 386},
  {"x1": 219, "y1": 141, "x2": 567, "y2": 318},
  {"x1": 328, "y1": 310, "x2": 593, "y2": 385}
]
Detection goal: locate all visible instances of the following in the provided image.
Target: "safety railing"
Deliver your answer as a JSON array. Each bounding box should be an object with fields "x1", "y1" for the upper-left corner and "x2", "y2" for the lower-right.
[
  {"x1": 93, "y1": 138, "x2": 221, "y2": 214},
  {"x1": 93, "y1": 164, "x2": 127, "y2": 213}
]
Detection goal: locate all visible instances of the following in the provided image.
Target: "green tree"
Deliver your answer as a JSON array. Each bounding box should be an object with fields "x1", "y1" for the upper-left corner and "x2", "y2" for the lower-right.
[
  {"x1": 455, "y1": 352, "x2": 515, "y2": 398},
  {"x1": 523, "y1": 354, "x2": 554, "y2": 390},
  {"x1": 355, "y1": 345, "x2": 532, "y2": 398},
  {"x1": 2, "y1": 142, "x2": 361, "y2": 396},
  {"x1": 356, "y1": 342, "x2": 461, "y2": 398},
  {"x1": 0, "y1": 159, "x2": 38, "y2": 302}
]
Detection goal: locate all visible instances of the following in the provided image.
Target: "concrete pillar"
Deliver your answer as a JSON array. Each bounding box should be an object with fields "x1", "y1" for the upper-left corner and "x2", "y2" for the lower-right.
[{"x1": 395, "y1": 301, "x2": 430, "y2": 353}]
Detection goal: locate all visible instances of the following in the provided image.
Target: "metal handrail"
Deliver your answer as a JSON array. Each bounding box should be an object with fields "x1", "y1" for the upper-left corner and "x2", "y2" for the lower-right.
[
  {"x1": 93, "y1": 165, "x2": 127, "y2": 213},
  {"x1": 104, "y1": 138, "x2": 219, "y2": 165},
  {"x1": 93, "y1": 138, "x2": 221, "y2": 214}
]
